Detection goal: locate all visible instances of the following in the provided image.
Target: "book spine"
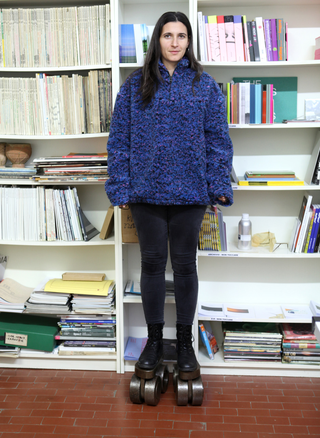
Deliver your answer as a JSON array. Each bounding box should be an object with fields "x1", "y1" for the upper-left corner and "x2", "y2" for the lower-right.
[
  {"x1": 199, "y1": 323, "x2": 214, "y2": 359},
  {"x1": 224, "y1": 16, "x2": 236, "y2": 62},
  {"x1": 270, "y1": 18, "x2": 278, "y2": 61},
  {"x1": 246, "y1": 21, "x2": 254, "y2": 61},
  {"x1": 264, "y1": 19, "x2": 273, "y2": 62},
  {"x1": 251, "y1": 21, "x2": 260, "y2": 62},
  {"x1": 277, "y1": 18, "x2": 285, "y2": 61},
  {"x1": 241, "y1": 15, "x2": 250, "y2": 62},
  {"x1": 217, "y1": 16, "x2": 227, "y2": 62},
  {"x1": 233, "y1": 15, "x2": 244, "y2": 62},
  {"x1": 255, "y1": 17, "x2": 267, "y2": 61}
]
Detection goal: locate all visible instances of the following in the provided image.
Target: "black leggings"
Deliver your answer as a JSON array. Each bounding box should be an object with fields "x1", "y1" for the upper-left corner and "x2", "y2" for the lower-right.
[{"x1": 129, "y1": 203, "x2": 206, "y2": 325}]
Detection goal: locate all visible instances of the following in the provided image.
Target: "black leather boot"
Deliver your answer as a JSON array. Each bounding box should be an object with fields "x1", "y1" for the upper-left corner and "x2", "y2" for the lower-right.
[
  {"x1": 176, "y1": 323, "x2": 198, "y2": 372},
  {"x1": 137, "y1": 323, "x2": 164, "y2": 370}
]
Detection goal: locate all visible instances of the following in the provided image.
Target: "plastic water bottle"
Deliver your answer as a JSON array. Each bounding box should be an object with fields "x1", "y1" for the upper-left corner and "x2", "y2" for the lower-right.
[{"x1": 238, "y1": 213, "x2": 252, "y2": 250}]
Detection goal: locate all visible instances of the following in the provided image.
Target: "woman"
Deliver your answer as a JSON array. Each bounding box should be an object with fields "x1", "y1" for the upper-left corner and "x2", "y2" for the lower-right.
[{"x1": 106, "y1": 11, "x2": 233, "y2": 373}]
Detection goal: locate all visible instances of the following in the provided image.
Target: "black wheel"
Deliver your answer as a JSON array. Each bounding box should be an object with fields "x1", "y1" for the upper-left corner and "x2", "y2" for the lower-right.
[
  {"x1": 176, "y1": 377, "x2": 189, "y2": 406},
  {"x1": 129, "y1": 374, "x2": 143, "y2": 404},
  {"x1": 144, "y1": 375, "x2": 161, "y2": 406},
  {"x1": 156, "y1": 364, "x2": 169, "y2": 393},
  {"x1": 172, "y1": 364, "x2": 178, "y2": 392},
  {"x1": 190, "y1": 376, "x2": 204, "y2": 406}
]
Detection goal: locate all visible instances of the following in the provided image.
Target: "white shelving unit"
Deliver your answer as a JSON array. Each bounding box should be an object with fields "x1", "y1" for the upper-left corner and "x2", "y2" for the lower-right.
[{"x1": 1, "y1": 0, "x2": 320, "y2": 377}]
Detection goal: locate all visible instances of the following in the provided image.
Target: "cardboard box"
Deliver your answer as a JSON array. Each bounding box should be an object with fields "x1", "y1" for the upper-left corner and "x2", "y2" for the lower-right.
[
  {"x1": 0, "y1": 313, "x2": 59, "y2": 352},
  {"x1": 121, "y1": 207, "x2": 139, "y2": 243}
]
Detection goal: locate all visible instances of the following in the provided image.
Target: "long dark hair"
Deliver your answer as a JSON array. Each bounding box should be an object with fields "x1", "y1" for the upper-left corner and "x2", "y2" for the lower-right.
[{"x1": 139, "y1": 11, "x2": 203, "y2": 106}]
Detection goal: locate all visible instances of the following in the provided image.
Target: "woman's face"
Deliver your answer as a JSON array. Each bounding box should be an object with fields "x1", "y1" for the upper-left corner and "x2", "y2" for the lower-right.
[{"x1": 159, "y1": 21, "x2": 189, "y2": 72}]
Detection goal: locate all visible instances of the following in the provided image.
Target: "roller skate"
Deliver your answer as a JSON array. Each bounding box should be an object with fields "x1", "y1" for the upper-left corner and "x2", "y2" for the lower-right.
[
  {"x1": 173, "y1": 324, "x2": 204, "y2": 406},
  {"x1": 129, "y1": 323, "x2": 169, "y2": 406}
]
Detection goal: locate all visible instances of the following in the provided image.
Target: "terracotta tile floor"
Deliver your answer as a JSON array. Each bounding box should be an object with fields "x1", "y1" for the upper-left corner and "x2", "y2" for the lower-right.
[{"x1": 0, "y1": 369, "x2": 319, "y2": 438}]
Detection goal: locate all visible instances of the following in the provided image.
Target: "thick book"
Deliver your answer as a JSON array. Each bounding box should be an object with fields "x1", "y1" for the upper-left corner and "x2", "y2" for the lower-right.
[
  {"x1": 62, "y1": 272, "x2": 106, "y2": 281},
  {"x1": 281, "y1": 323, "x2": 317, "y2": 340},
  {"x1": 99, "y1": 205, "x2": 114, "y2": 240},
  {"x1": 277, "y1": 18, "x2": 285, "y2": 61}
]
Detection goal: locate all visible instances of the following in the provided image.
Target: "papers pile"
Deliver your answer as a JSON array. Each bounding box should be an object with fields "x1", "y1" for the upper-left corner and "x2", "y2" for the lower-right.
[{"x1": 0, "y1": 278, "x2": 33, "y2": 313}]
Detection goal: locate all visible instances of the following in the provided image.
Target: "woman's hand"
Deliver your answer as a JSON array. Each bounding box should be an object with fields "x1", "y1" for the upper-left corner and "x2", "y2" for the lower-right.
[
  {"x1": 218, "y1": 196, "x2": 228, "y2": 204},
  {"x1": 119, "y1": 204, "x2": 129, "y2": 209}
]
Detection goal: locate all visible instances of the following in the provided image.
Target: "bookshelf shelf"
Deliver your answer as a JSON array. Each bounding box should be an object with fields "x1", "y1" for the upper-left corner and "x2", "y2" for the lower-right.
[
  {"x1": 198, "y1": 348, "x2": 320, "y2": 377},
  {"x1": 0, "y1": 134, "x2": 109, "y2": 140},
  {"x1": 123, "y1": 295, "x2": 175, "y2": 304},
  {"x1": 232, "y1": 183, "x2": 320, "y2": 191},
  {"x1": 198, "y1": 247, "x2": 320, "y2": 258},
  {"x1": 0, "y1": 235, "x2": 115, "y2": 246},
  {"x1": 0, "y1": 64, "x2": 112, "y2": 73},
  {"x1": 229, "y1": 123, "x2": 320, "y2": 129},
  {"x1": 202, "y1": 61, "x2": 320, "y2": 68}
]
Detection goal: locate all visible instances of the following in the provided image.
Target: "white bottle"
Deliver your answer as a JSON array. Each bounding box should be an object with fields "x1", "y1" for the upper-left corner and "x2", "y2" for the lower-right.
[{"x1": 238, "y1": 213, "x2": 252, "y2": 250}]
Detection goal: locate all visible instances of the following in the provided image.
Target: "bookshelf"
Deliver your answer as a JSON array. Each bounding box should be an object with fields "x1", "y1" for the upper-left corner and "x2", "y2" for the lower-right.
[{"x1": 1, "y1": 0, "x2": 320, "y2": 377}]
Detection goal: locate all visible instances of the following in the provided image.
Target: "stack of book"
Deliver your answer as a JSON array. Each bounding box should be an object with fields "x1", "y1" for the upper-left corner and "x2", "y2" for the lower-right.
[
  {"x1": 0, "y1": 167, "x2": 37, "y2": 180},
  {"x1": 56, "y1": 315, "x2": 116, "y2": 356},
  {"x1": 197, "y1": 13, "x2": 287, "y2": 63},
  {"x1": 280, "y1": 323, "x2": 320, "y2": 366},
  {"x1": 0, "y1": 5, "x2": 111, "y2": 68},
  {"x1": 33, "y1": 153, "x2": 108, "y2": 183},
  {"x1": 0, "y1": 185, "x2": 99, "y2": 242},
  {"x1": 238, "y1": 170, "x2": 303, "y2": 186},
  {"x1": 198, "y1": 206, "x2": 227, "y2": 251},
  {"x1": 24, "y1": 290, "x2": 72, "y2": 314},
  {"x1": 223, "y1": 322, "x2": 283, "y2": 362},
  {"x1": 0, "y1": 70, "x2": 112, "y2": 136}
]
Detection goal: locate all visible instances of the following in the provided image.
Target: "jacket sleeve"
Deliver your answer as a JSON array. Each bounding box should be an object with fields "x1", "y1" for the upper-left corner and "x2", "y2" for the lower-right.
[
  {"x1": 105, "y1": 79, "x2": 131, "y2": 206},
  {"x1": 204, "y1": 80, "x2": 234, "y2": 207}
]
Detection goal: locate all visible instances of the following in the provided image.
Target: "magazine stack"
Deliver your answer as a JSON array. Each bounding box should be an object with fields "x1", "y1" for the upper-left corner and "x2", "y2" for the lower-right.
[
  {"x1": 280, "y1": 323, "x2": 320, "y2": 366},
  {"x1": 223, "y1": 322, "x2": 283, "y2": 362}
]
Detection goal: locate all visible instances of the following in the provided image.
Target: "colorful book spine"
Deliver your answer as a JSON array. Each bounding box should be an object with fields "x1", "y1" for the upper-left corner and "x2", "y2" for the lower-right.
[
  {"x1": 264, "y1": 19, "x2": 273, "y2": 61},
  {"x1": 233, "y1": 15, "x2": 244, "y2": 62},
  {"x1": 242, "y1": 15, "x2": 250, "y2": 62},
  {"x1": 255, "y1": 17, "x2": 267, "y2": 61},
  {"x1": 251, "y1": 21, "x2": 260, "y2": 62},
  {"x1": 277, "y1": 18, "x2": 285, "y2": 61},
  {"x1": 224, "y1": 16, "x2": 236, "y2": 62},
  {"x1": 217, "y1": 15, "x2": 227, "y2": 62},
  {"x1": 207, "y1": 15, "x2": 220, "y2": 62},
  {"x1": 246, "y1": 21, "x2": 254, "y2": 61},
  {"x1": 270, "y1": 19, "x2": 278, "y2": 61}
]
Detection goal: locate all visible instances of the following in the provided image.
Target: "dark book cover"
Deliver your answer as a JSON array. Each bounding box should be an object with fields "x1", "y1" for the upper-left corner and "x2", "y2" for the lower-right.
[
  {"x1": 246, "y1": 21, "x2": 254, "y2": 61},
  {"x1": 251, "y1": 20, "x2": 260, "y2": 61}
]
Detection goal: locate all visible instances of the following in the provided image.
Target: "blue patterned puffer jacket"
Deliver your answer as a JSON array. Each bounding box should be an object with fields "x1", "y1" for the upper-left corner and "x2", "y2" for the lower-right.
[{"x1": 105, "y1": 57, "x2": 234, "y2": 207}]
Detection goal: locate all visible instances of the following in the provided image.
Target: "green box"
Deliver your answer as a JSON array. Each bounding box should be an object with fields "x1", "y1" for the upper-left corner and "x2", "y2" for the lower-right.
[{"x1": 0, "y1": 313, "x2": 59, "y2": 352}]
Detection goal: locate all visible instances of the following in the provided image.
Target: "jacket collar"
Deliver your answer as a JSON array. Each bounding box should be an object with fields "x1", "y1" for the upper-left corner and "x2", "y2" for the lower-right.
[{"x1": 158, "y1": 56, "x2": 190, "y2": 78}]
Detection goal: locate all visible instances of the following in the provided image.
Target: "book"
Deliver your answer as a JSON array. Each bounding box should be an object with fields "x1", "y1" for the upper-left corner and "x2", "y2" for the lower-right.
[
  {"x1": 207, "y1": 15, "x2": 220, "y2": 62},
  {"x1": 246, "y1": 21, "x2": 254, "y2": 61},
  {"x1": 277, "y1": 19, "x2": 285, "y2": 61},
  {"x1": 264, "y1": 19, "x2": 273, "y2": 62},
  {"x1": 281, "y1": 305, "x2": 313, "y2": 320},
  {"x1": 199, "y1": 323, "x2": 214, "y2": 359},
  {"x1": 233, "y1": 15, "x2": 244, "y2": 62},
  {"x1": 295, "y1": 193, "x2": 313, "y2": 253},
  {"x1": 238, "y1": 177, "x2": 304, "y2": 186},
  {"x1": 310, "y1": 300, "x2": 320, "y2": 316},
  {"x1": 270, "y1": 19, "x2": 278, "y2": 61},
  {"x1": 224, "y1": 16, "x2": 236, "y2": 62},
  {"x1": 62, "y1": 272, "x2": 106, "y2": 281},
  {"x1": 255, "y1": 17, "x2": 267, "y2": 62},
  {"x1": 281, "y1": 323, "x2": 317, "y2": 340},
  {"x1": 44, "y1": 278, "x2": 115, "y2": 296},
  {"x1": 119, "y1": 24, "x2": 136, "y2": 63},
  {"x1": 251, "y1": 20, "x2": 260, "y2": 62},
  {"x1": 233, "y1": 76, "x2": 298, "y2": 124},
  {"x1": 217, "y1": 15, "x2": 227, "y2": 62}
]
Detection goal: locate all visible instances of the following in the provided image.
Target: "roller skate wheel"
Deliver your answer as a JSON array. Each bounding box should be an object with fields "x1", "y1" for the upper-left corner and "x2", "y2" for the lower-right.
[
  {"x1": 144, "y1": 375, "x2": 161, "y2": 406},
  {"x1": 176, "y1": 377, "x2": 189, "y2": 406},
  {"x1": 156, "y1": 364, "x2": 169, "y2": 393},
  {"x1": 190, "y1": 376, "x2": 204, "y2": 406},
  {"x1": 172, "y1": 364, "x2": 178, "y2": 392},
  {"x1": 129, "y1": 374, "x2": 143, "y2": 404}
]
